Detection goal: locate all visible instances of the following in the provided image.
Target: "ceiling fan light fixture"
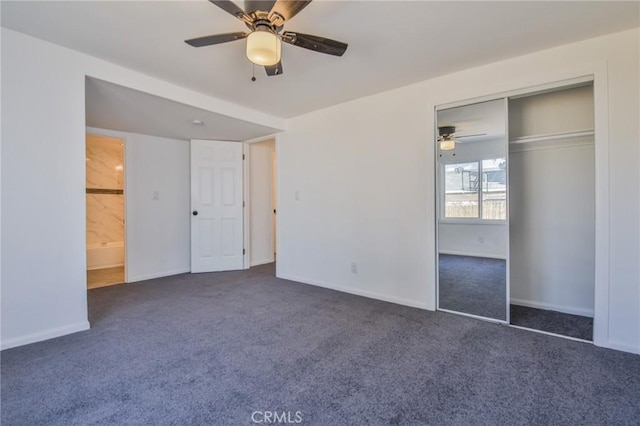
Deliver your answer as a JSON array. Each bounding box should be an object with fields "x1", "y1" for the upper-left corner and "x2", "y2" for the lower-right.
[
  {"x1": 438, "y1": 126, "x2": 456, "y2": 151},
  {"x1": 246, "y1": 27, "x2": 281, "y2": 66},
  {"x1": 439, "y1": 136, "x2": 456, "y2": 151}
]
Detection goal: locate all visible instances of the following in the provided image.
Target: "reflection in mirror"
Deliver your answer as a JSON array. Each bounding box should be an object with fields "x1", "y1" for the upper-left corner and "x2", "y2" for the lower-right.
[{"x1": 436, "y1": 99, "x2": 508, "y2": 321}]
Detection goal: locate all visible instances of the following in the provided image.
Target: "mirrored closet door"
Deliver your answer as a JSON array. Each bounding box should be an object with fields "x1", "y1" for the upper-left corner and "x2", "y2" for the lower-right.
[
  {"x1": 436, "y1": 99, "x2": 509, "y2": 322},
  {"x1": 435, "y1": 82, "x2": 595, "y2": 339}
]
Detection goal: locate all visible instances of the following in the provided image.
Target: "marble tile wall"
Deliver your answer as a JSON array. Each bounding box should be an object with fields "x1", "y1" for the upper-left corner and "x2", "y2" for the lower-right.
[
  {"x1": 86, "y1": 135, "x2": 124, "y2": 246},
  {"x1": 86, "y1": 194, "x2": 124, "y2": 246},
  {"x1": 87, "y1": 134, "x2": 124, "y2": 189}
]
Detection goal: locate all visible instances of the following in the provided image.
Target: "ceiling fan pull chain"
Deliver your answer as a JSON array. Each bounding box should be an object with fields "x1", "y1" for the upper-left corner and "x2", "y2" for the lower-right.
[{"x1": 251, "y1": 64, "x2": 257, "y2": 82}]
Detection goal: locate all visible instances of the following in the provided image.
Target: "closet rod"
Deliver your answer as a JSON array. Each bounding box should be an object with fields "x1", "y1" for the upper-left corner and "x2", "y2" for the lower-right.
[{"x1": 509, "y1": 129, "x2": 594, "y2": 145}]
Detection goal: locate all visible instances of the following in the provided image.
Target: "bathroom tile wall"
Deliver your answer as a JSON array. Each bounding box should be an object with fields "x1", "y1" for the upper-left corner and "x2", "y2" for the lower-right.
[
  {"x1": 86, "y1": 134, "x2": 124, "y2": 189},
  {"x1": 86, "y1": 194, "x2": 124, "y2": 246},
  {"x1": 86, "y1": 134, "x2": 124, "y2": 246}
]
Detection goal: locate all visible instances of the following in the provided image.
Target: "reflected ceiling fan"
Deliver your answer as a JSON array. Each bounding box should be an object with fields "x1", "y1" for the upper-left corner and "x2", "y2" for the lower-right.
[
  {"x1": 438, "y1": 126, "x2": 487, "y2": 151},
  {"x1": 185, "y1": 0, "x2": 348, "y2": 77}
]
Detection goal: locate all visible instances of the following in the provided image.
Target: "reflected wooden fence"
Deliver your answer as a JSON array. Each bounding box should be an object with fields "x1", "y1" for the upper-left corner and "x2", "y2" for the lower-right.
[{"x1": 445, "y1": 199, "x2": 506, "y2": 220}]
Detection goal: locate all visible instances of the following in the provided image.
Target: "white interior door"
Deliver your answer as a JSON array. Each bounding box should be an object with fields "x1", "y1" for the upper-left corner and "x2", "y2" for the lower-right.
[{"x1": 191, "y1": 139, "x2": 244, "y2": 273}]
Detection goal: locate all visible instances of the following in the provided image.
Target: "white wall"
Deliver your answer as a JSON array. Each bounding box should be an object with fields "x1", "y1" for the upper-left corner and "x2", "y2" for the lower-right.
[
  {"x1": 438, "y1": 224, "x2": 507, "y2": 259},
  {"x1": 277, "y1": 99, "x2": 432, "y2": 310},
  {"x1": 510, "y1": 138, "x2": 595, "y2": 316},
  {"x1": 2, "y1": 30, "x2": 90, "y2": 349},
  {"x1": 249, "y1": 140, "x2": 275, "y2": 267},
  {"x1": 0, "y1": 24, "x2": 3, "y2": 327},
  {"x1": 0, "y1": 28, "x2": 283, "y2": 350},
  {"x1": 277, "y1": 28, "x2": 639, "y2": 353},
  {"x1": 87, "y1": 128, "x2": 190, "y2": 282}
]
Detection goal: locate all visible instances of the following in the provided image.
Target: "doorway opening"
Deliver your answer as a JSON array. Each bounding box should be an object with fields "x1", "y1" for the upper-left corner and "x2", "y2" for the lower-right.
[
  {"x1": 188, "y1": 138, "x2": 277, "y2": 274},
  {"x1": 249, "y1": 139, "x2": 277, "y2": 269},
  {"x1": 86, "y1": 134, "x2": 126, "y2": 289}
]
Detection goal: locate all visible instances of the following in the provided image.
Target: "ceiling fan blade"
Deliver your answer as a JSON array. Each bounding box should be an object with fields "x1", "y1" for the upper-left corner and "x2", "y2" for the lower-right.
[
  {"x1": 265, "y1": 61, "x2": 284, "y2": 76},
  {"x1": 270, "y1": 0, "x2": 312, "y2": 22},
  {"x1": 244, "y1": 0, "x2": 276, "y2": 15},
  {"x1": 456, "y1": 133, "x2": 487, "y2": 139},
  {"x1": 185, "y1": 32, "x2": 247, "y2": 47},
  {"x1": 282, "y1": 32, "x2": 348, "y2": 56},
  {"x1": 209, "y1": 0, "x2": 249, "y2": 21}
]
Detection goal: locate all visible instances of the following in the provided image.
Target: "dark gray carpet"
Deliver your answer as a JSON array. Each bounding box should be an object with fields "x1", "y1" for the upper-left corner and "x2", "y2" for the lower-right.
[
  {"x1": 2, "y1": 263, "x2": 639, "y2": 425},
  {"x1": 439, "y1": 254, "x2": 593, "y2": 340},
  {"x1": 510, "y1": 305, "x2": 593, "y2": 341},
  {"x1": 438, "y1": 254, "x2": 507, "y2": 320}
]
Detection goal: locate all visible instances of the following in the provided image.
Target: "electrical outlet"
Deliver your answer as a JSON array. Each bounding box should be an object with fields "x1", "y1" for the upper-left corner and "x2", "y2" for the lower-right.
[
  {"x1": 350, "y1": 262, "x2": 358, "y2": 274},
  {"x1": 479, "y1": 236, "x2": 485, "y2": 244},
  {"x1": 152, "y1": 191, "x2": 159, "y2": 200},
  {"x1": 294, "y1": 190, "x2": 300, "y2": 201}
]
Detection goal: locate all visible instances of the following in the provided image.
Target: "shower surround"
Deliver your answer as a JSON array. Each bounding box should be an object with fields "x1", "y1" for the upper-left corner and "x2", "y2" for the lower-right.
[{"x1": 86, "y1": 134, "x2": 124, "y2": 270}]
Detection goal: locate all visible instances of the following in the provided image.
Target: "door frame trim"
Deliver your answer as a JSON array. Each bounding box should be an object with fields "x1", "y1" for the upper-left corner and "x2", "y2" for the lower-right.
[
  {"x1": 244, "y1": 135, "x2": 280, "y2": 269},
  {"x1": 243, "y1": 142, "x2": 250, "y2": 269}
]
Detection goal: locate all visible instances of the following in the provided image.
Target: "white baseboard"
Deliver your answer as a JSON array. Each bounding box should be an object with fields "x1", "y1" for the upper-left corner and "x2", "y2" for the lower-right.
[
  {"x1": 510, "y1": 297, "x2": 594, "y2": 318},
  {"x1": 599, "y1": 340, "x2": 640, "y2": 355},
  {"x1": 439, "y1": 250, "x2": 506, "y2": 260},
  {"x1": 277, "y1": 273, "x2": 430, "y2": 311},
  {"x1": 1, "y1": 321, "x2": 90, "y2": 351},
  {"x1": 250, "y1": 258, "x2": 275, "y2": 267},
  {"x1": 87, "y1": 262, "x2": 124, "y2": 271},
  {"x1": 127, "y1": 267, "x2": 191, "y2": 283}
]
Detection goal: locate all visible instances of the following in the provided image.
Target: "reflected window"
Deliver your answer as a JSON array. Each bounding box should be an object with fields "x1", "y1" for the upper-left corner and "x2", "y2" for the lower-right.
[
  {"x1": 444, "y1": 162, "x2": 479, "y2": 218},
  {"x1": 443, "y1": 159, "x2": 506, "y2": 220},
  {"x1": 481, "y1": 158, "x2": 506, "y2": 220}
]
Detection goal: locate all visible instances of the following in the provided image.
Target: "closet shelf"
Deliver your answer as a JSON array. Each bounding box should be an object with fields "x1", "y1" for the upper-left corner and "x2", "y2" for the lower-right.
[{"x1": 509, "y1": 129, "x2": 594, "y2": 145}]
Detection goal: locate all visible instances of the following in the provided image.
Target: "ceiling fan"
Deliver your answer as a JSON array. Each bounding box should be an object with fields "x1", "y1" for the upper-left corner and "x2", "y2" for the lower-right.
[
  {"x1": 438, "y1": 126, "x2": 487, "y2": 151},
  {"x1": 185, "y1": 0, "x2": 348, "y2": 77}
]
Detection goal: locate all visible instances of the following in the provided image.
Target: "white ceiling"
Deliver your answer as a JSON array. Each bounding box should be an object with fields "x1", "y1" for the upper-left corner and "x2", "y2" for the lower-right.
[
  {"x1": 86, "y1": 77, "x2": 280, "y2": 141},
  {"x1": 2, "y1": 1, "x2": 638, "y2": 123},
  {"x1": 438, "y1": 99, "x2": 506, "y2": 143}
]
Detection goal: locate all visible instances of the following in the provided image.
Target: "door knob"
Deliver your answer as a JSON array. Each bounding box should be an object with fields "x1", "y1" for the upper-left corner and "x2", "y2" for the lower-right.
[{"x1": 192, "y1": 211, "x2": 198, "y2": 216}]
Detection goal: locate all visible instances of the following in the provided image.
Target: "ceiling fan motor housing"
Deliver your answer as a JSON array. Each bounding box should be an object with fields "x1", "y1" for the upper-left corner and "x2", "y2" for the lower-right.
[
  {"x1": 248, "y1": 15, "x2": 279, "y2": 33},
  {"x1": 245, "y1": 10, "x2": 285, "y2": 30},
  {"x1": 439, "y1": 126, "x2": 456, "y2": 137}
]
